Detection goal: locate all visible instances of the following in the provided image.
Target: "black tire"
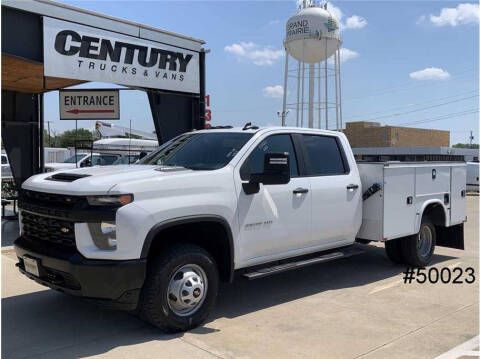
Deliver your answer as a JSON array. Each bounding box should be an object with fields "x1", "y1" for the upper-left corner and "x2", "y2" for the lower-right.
[
  {"x1": 356, "y1": 238, "x2": 372, "y2": 245},
  {"x1": 138, "y1": 243, "x2": 219, "y2": 332},
  {"x1": 401, "y1": 219, "x2": 436, "y2": 267},
  {"x1": 385, "y1": 238, "x2": 405, "y2": 264}
]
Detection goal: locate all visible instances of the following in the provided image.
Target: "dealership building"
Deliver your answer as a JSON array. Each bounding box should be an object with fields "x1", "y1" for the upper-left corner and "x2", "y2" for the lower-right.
[
  {"x1": 2, "y1": 0, "x2": 207, "y2": 188},
  {"x1": 344, "y1": 122, "x2": 478, "y2": 162}
]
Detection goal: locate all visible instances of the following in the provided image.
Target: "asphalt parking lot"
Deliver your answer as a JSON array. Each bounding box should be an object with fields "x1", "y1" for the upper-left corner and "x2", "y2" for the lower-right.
[{"x1": 1, "y1": 196, "x2": 478, "y2": 359}]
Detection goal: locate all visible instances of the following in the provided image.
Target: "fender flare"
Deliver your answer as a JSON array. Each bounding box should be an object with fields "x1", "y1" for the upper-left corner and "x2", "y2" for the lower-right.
[
  {"x1": 415, "y1": 199, "x2": 448, "y2": 232},
  {"x1": 140, "y1": 215, "x2": 235, "y2": 281}
]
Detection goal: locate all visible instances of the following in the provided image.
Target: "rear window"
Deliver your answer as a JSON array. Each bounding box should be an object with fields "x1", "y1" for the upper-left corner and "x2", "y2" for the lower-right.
[{"x1": 302, "y1": 135, "x2": 348, "y2": 176}]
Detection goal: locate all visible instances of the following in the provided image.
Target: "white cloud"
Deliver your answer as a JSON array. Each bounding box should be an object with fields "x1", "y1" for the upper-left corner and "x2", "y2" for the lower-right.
[
  {"x1": 262, "y1": 85, "x2": 284, "y2": 98},
  {"x1": 344, "y1": 15, "x2": 367, "y2": 29},
  {"x1": 224, "y1": 42, "x2": 283, "y2": 66},
  {"x1": 429, "y1": 3, "x2": 479, "y2": 27},
  {"x1": 409, "y1": 67, "x2": 451, "y2": 80},
  {"x1": 268, "y1": 19, "x2": 280, "y2": 25},
  {"x1": 326, "y1": 3, "x2": 367, "y2": 31},
  {"x1": 339, "y1": 48, "x2": 359, "y2": 63},
  {"x1": 294, "y1": 2, "x2": 367, "y2": 31}
]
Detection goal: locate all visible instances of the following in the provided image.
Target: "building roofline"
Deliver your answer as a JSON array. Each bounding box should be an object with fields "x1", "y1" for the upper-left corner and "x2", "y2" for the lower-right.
[{"x1": 3, "y1": 0, "x2": 205, "y2": 51}]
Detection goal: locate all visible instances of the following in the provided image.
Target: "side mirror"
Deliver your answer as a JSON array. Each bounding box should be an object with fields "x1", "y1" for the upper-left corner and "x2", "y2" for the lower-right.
[
  {"x1": 81, "y1": 159, "x2": 92, "y2": 167},
  {"x1": 243, "y1": 153, "x2": 291, "y2": 194}
]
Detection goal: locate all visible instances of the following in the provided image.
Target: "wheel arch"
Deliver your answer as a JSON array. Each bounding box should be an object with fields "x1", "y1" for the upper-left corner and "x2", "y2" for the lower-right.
[
  {"x1": 141, "y1": 215, "x2": 235, "y2": 282},
  {"x1": 416, "y1": 200, "x2": 448, "y2": 232}
]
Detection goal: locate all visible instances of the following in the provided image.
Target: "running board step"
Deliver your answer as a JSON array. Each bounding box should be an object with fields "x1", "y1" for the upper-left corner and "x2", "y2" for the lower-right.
[{"x1": 242, "y1": 245, "x2": 364, "y2": 280}]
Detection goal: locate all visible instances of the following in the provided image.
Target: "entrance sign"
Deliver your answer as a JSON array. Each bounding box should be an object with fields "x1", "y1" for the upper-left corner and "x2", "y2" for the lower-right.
[
  {"x1": 44, "y1": 17, "x2": 200, "y2": 94},
  {"x1": 59, "y1": 90, "x2": 120, "y2": 120}
]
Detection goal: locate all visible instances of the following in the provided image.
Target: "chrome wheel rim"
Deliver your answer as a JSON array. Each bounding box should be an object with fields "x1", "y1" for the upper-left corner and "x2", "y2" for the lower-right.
[
  {"x1": 417, "y1": 225, "x2": 433, "y2": 258},
  {"x1": 167, "y1": 264, "x2": 207, "y2": 316}
]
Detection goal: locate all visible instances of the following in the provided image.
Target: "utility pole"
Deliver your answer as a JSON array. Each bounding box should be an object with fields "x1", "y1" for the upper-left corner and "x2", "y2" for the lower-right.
[
  {"x1": 46, "y1": 121, "x2": 53, "y2": 147},
  {"x1": 277, "y1": 110, "x2": 290, "y2": 126}
]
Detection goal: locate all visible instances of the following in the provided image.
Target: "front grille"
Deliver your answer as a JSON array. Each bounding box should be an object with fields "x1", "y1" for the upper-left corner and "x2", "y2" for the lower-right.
[
  {"x1": 22, "y1": 212, "x2": 75, "y2": 247},
  {"x1": 22, "y1": 190, "x2": 82, "y2": 208}
]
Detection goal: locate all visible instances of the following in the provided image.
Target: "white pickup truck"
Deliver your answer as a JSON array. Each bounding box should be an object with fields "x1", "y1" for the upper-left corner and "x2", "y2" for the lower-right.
[{"x1": 14, "y1": 126, "x2": 466, "y2": 332}]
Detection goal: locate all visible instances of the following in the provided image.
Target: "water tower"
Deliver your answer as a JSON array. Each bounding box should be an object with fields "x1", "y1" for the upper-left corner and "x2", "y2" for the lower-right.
[{"x1": 281, "y1": 1, "x2": 343, "y2": 130}]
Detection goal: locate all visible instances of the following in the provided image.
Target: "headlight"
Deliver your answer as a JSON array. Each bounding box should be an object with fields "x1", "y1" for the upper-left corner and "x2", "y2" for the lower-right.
[
  {"x1": 87, "y1": 194, "x2": 133, "y2": 206},
  {"x1": 88, "y1": 222, "x2": 117, "y2": 250}
]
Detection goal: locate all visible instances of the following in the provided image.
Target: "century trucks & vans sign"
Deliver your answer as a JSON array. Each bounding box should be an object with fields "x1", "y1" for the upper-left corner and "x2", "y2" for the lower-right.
[{"x1": 43, "y1": 17, "x2": 200, "y2": 94}]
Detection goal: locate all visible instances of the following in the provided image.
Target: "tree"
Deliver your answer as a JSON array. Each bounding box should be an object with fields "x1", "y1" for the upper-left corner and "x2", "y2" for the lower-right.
[
  {"x1": 56, "y1": 129, "x2": 95, "y2": 148},
  {"x1": 452, "y1": 143, "x2": 479, "y2": 149}
]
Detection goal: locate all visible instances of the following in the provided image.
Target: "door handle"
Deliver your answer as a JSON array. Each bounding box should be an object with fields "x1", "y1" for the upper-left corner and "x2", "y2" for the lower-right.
[
  {"x1": 347, "y1": 184, "x2": 359, "y2": 190},
  {"x1": 293, "y1": 187, "x2": 309, "y2": 194}
]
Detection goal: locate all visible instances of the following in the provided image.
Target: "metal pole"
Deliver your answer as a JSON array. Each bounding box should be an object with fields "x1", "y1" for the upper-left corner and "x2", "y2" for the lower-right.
[
  {"x1": 38, "y1": 94, "x2": 44, "y2": 173},
  {"x1": 296, "y1": 61, "x2": 301, "y2": 127},
  {"x1": 324, "y1": 38, "x2": 328, "y2": 130},
  {"x1": 301, "y1": 61, "x2": 305, "y2": 127},
  {"x1": 334, "y1": 49, "x2": 339, "y2": 131},
  {"x1": 300, "y1": 38, "x2": 306, "y2": 127},
  {"x1": 318, "y1": 62, "x2": 322, "y2": 129},
  {"x1": 338, "y1": 47, "x2": 343, "y2": 132},
  {"x1": 282, "y1": 53, "x2": 289, "y2": 126},
  {"x1": 308, "y1": 64, "x2": 315, "y2": 128},
  {"x1": 75, "y1": 119, "x2": 78, "y2": 168},
  {"x1": 129, "y1": 119, "x2": 132, "y2": 163}
]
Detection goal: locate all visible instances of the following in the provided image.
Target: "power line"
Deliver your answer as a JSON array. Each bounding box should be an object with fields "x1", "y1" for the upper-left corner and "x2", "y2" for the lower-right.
[
  {"x1": 398, "y1": 108, "x2": 479, "y2": 126},
  {"x1": 345, "y1": 68, "x2": 477, "y2": 102},
  {"x1": 364, "y1": 95, "x2": 478, "y2": 122},
  {"x1": 343, "y1": 89, "x2": 478, "y2": 121}
]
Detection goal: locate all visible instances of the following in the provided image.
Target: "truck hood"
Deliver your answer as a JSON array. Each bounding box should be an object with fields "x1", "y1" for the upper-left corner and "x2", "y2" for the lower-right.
[
  {"x1": 45, "y1": 163, "x2": 76, "y2": 170},
  {"x1": 22, "y1": 165, "x2": 191, "y2": 195}
]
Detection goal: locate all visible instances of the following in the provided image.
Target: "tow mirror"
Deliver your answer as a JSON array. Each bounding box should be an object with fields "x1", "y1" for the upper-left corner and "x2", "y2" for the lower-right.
[{"x1": 243, "y1": 152, "x2": 291, "y2": 194}]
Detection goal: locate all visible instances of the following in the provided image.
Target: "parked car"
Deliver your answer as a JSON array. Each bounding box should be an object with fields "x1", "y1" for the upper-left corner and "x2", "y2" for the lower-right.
[
  {"x1": 1, "y1": 153, "x2": 12, "y2": 178},
  {"x1": 15, "y1": 126, "x2": 466, "y2": 332},
  {"x1": 44, "y1": 153, "x2": 120, "y2": 172},
  {"x1": 466, "y1": 162, "x2": 479, "y2": 192}
]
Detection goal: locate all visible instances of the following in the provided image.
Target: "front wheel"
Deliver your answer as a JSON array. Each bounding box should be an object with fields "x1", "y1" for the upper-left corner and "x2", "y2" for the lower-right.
[
  {"x1": 138, "y1": 243, "x2": 219, "y2": 332},
  {"x1": 401, "y1": 220, "x2": 436, "y2": 267}
]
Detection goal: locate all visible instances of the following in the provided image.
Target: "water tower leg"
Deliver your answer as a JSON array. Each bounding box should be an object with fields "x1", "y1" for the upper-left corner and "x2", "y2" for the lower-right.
[
  {"x1": 296, "y1": 61, "x2": 300, "y2": 127},
  {"x1": 324, "y1": 39, "x2": 328, "y2": 130},
  {"x1": 338, "y1": 48, "x2": 343, "y2": 132},
  {"x1": 318, "y1": 62, "x2": 321, "y2": 129},
  {"x1": 334, "y1": 49, "x2": 339, "y2": 131},
  {"x1": 300, "y1": 61, "x2": 305, "y2": 127},
  {"x1": 282, "y1": 53, "x2": 289, "y2": 127},
  {"x1": 308, "y1": 64, "x2": 315, "y2": 128}
]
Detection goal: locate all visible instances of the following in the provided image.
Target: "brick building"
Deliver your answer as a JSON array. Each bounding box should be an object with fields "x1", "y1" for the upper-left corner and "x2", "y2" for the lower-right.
[{"x1": 344, "y1": 121, "x2": 450, "y2": 148}]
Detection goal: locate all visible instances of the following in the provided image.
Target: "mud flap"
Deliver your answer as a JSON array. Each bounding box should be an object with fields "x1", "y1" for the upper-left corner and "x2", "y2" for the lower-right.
[{"x1": 436, "y1": 223, "x2": 464, "y2": 250}]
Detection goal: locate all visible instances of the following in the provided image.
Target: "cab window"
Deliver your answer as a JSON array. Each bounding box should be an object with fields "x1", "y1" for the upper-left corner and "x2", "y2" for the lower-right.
[
  {"x1": 240, "y1": 134, "x2": 298, "y2": 181},
  {"x1": 302, "y1": 135, "x2": 348, "y2": 176}
]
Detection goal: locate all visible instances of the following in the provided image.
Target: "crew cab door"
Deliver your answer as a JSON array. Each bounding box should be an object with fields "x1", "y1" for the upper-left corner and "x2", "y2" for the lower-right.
[
  {"x1": 234, "y1": 134, "x2": 311, "y2": 266},
  {"x1": 301, "y1": 134, "x2": 362, "y2": 246}
]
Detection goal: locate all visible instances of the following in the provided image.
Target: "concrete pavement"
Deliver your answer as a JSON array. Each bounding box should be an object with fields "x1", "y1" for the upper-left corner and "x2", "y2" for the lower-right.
[{"x1": 2, "y1": 196, "x2": 478, "y2": 358}]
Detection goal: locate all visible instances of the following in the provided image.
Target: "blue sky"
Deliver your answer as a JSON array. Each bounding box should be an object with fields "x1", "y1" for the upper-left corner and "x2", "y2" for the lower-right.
[{"x1": 47, "y1": 0, "x2": 479, "y2": 145}]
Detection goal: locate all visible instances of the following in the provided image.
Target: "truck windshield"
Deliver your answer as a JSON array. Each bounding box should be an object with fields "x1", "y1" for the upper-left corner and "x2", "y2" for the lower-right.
[{"x1": 138, "y1": 132, "x2": 253, "y2": 170}]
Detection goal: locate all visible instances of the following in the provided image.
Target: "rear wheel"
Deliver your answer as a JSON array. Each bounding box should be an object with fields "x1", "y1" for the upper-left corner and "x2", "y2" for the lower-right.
[
  {"x1": 138, "y1": 243, "x2": 219, "y2": 332},
  {"x1": 385, "y1": 239, "x2": 405, "y2": 264},
  {"x1": 401, "y1": 219, "x2": 436, "y2": 267}
]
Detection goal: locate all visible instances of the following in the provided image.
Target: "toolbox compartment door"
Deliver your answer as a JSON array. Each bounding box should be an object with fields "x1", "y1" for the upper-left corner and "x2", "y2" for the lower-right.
[
  {"x1": 383, "y1": 167, "x2": 416, "y2": 239},
  {"x1": 450, "y1": 165, "x2": 467, "y2": 225}
]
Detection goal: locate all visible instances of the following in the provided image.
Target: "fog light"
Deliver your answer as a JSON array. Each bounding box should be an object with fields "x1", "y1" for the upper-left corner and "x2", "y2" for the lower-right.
[{"x1": 88, "y1": 222, "x2": 117, "y2": 250}]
